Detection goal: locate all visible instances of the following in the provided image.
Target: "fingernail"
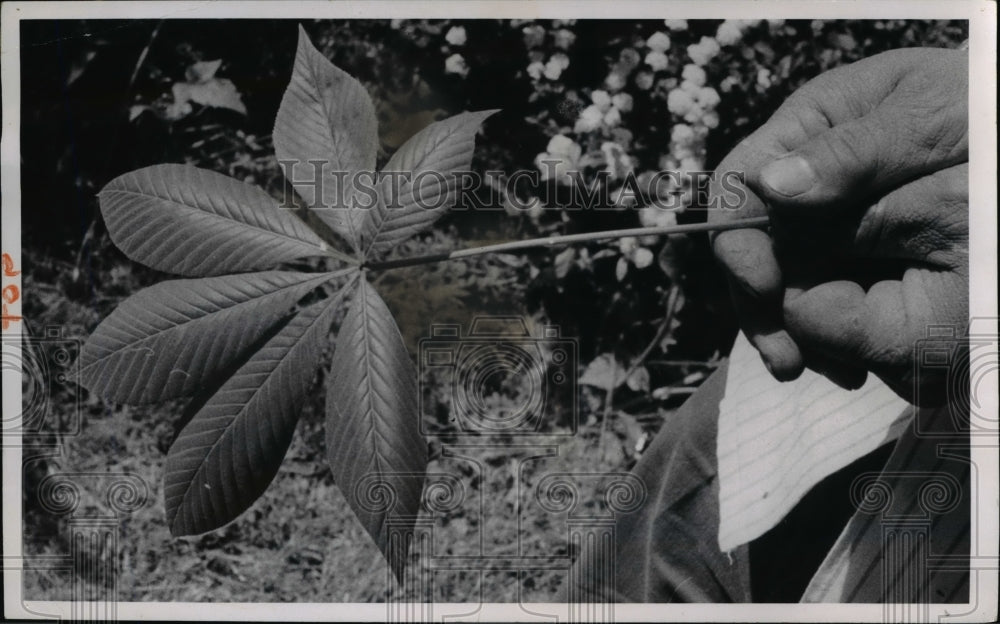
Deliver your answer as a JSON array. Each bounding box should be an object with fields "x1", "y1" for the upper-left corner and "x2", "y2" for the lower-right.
[
  {"x1": 757, "y1": 333, "x2": 803, "y2": 381},
  {"x1": 760, "y1": 156, "x2": 816, "y2": 197}
]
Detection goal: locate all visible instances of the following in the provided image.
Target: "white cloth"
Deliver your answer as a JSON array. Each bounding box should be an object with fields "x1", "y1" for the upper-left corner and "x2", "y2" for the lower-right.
[{"x1": 716, "y1": 331, "x2": 912, "y2": 552}]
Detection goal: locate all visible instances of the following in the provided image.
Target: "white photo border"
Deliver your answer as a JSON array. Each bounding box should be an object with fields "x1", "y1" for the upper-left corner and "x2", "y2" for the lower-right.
[{"x1": 2, "y1": 1, "x2": 996, "y2": 621}]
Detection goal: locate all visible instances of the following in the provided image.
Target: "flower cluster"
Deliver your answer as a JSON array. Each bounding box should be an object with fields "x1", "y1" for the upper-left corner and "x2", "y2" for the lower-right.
[
  {"x1": 666, "y1": 64, "x2": 721, "y2": 128},
  {"x1": 644, "y1": 31, "x2": 672, "y2": 72},
  {"x1": 443, "y1": 25, "x2": 470, "y2": 77},
  {"x1": 686, "y1": 36, "x2": 721, "y2": 66},
  {"x1": 575, "y1": 89, "x2": 634, "y2": 133},
  {"x1": 534, "y1": 134, "x2": 582, "y2": 185},
  {"x1": 522, "y1": 22, "x2": 577, "y2": 83}
]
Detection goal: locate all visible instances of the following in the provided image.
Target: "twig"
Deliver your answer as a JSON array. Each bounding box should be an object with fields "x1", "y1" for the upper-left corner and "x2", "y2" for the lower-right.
[
  {"x1": 597, "y1": 284, "x2": 683, "y2": 463},
  {"x1": 72, "y1": 220, "x2": 96, "y2": 282},
  {"x1": 646, "y1": 359, "x2": 721, "y2": 368},
  {"x1": 622, "y1": 286, "x2": 682, "y2": 385},
  {"x1": 364, "y1": 216, "x2": 770, "y2": 271},
  {"x1": 128, "y1": 20, "x2": 164, "y2": 88}
]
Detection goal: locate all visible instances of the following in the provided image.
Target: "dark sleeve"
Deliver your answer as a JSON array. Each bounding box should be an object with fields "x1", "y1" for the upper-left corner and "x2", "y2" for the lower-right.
[{"x1": 564, "y1": 360, "x2": 753, "y2": 603}]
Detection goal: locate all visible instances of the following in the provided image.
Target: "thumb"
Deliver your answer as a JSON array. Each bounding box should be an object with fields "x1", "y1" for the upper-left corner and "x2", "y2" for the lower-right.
[{"x1": 756, "y1": 108, "x2": 967, "y2": 210}]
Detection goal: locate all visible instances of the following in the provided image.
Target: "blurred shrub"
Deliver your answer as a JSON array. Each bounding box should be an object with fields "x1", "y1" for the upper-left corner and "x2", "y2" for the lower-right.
[{"x1": 21, "y1": 18, "x2": 966, "y2": 433}]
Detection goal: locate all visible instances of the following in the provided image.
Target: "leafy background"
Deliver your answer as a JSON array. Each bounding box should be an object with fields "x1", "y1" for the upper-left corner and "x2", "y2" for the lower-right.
[{"x1": 19, "y1": 18, "x2": 966, "y2": 602}]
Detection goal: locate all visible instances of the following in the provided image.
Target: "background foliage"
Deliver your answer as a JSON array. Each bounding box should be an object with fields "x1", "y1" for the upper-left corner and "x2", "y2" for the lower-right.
[{"x1": 20, "y1": 18, "x2": 966, "y2": 602}]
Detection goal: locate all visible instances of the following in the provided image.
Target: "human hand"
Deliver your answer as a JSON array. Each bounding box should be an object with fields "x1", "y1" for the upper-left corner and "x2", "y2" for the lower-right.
[{"x1": 707, "y1": 46, "x2": 969, "y2": 403}]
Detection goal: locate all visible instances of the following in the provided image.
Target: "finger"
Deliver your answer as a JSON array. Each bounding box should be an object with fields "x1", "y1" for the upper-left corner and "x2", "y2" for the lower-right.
[
  {"x1": 782, "y1": 274, "x2": 966, "y2": 403},
  {"x1": 848, "y1": 164, "x2": 968, "y2": 268},
  {"x1": 708, "y1": 134, "x2": 805, "y2": 380},
  {"x1": 800, "y1": 347, "x2": 869, "y2": 391},
  {"x1": 765, "y1": 164, "x2": 967, "y2": 275},
  {"x1": 757, "y1": 92, "x2": 967, "y2": 210},
  {"x1": 715, "y1": 228, "x2": 805, "y2": 380},
  {"x1": 782, "y1": 282, "x2": 868, "y2": 390},
  {"x1": 725, "y1": 272, "x2": 805, "y2": 382}
]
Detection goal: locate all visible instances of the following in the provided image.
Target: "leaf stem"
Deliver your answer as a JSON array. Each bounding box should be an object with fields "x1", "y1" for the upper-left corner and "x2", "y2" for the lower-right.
[{"x1": 364, "y1": 216, "x2": 770, "y2": 271}]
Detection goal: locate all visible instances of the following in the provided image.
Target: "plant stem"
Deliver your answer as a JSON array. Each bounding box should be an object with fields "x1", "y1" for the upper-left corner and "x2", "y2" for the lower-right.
[{"x1": 364, "y1": 216, "x2": 770, "y2": 271}]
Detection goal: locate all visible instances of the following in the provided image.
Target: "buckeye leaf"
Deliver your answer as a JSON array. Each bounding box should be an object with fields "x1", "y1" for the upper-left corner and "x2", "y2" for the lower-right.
[
  {"x1": 361, "y1": 110, "x2": 497, "y2": 259},
  {"x1": 79, "y1": 270, "x2": 346, "y2": 405},
  {"x1": 274, "y1": 25, "x2": 378, "y2": 250},
  {"x1": 325, "y1": 278, "x2": 426, "y2": 581},
  {"x1": 165, "y1": 282, "x2": 353, "y2": 536},
  {"x1": 98, "y1": 164, "x2": 349, "y2": 276}
]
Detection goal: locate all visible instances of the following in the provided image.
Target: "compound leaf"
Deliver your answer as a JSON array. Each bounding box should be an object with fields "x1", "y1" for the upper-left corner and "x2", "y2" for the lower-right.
[
  {"x1": 99, "y1": 164, "x2": 345, "y2": 276},
  {"x1": 274, "y1": 25, "x2": 378, "y2": 250},
  {"x1": 165, "y1": 282, "x2": 353, "y2": 536},
  {"x1": 79, "y1": 270, "x2": 345, "y2": 405},
  {"x1": 361, "y1": 110, "x2": 497, "y2": 259},
  {"x1": 325, "y1": 278, "x2": 426, "y2": 581}
]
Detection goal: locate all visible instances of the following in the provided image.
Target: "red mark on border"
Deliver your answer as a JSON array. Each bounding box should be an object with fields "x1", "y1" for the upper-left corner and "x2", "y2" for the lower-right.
[{"x1": 1, "y1": 252, "x2": 21, "y2": 330}]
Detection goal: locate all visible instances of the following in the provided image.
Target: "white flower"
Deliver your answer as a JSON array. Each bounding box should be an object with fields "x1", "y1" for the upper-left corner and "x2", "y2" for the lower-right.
[
  {"x1": 522, "y1": 24, "x2": 546, "y2": 47},
  {"x1": 664, "y1": 19, "x2": 688, "y2": 31},
  {"x1": 680, "y1": 79, "x2": 701, "y2": 94},
  {"x1": 644, "y1": 50, "x2": 669, "y2": 72},
  {"x1": 618, "y1": 236, "x2": 654, "y2": 269},
  {"x1": 591, "y1": 89, "x2": 612, "y2": 112},
  {"x1": 681, "y1": 63, "x2": 707, "y2": 87},
  {"x1": 683, "y1": 105, "x2": 705, "y2": 124},
  {"x1": 547, "y1": 134, "x2": 581, "y2": 159},
  {"x1": 687, "y1": 36, "x2": 721, "y2": 66},
  {"x1": 757, "y1": 67, "x2": 772, "y2": 89},
  {"x1": 601, "y1": 142, "x2": 633, "y2": 179},
  {"x1": 715, "y1": 20, "x2": 744, "y2": 46},
  {"x1": 544, "y1": 53, "x2": 570, "y2": 80},
  {"x1": 719, "y1": 75, "x2": 740, "y2": 93},
  {"x1": 553, "y1": 28, "x2": 576, "y2": 50},
  {"x1": 618, "y1": 236, "x2": 638, "y2": 255},
  {"x1": 639, "y1": 205, "x2": 678, "y2": 229},
  {"x1": 667, "y1": 88, "x2": 696, "y2": 116},
  {"x1": 444, "y1": 54, "x2": 469, "y2": 77},
  {"x1": 605, "y1": 70, "x2": 627, "y2": 92},
  {"x1": 536, "y1": 135, "x2": 582, "y2": 184},
  {"x1": 646, "y1": 31, "x2": 671, "y2": 53},
  {"x1": 574, "y1": 105, "x2": 604, "y2": 132},
  {"x1": 635, "y1": 70, "x2": 654, "y2": 90},
  {"x1": 696, "y1": 86, "x2": 720, "y2": 109},
  {"x1": 768, "y1": 19, "x2": 785, "y2": 29},
  {"x1": 611, "y1": 92, "x2": 633, "y2": 113},
  {"x1": 526, "y1": 61, "x2": 545, "y2": 80},
  {"x1": 445, "y1": 26, "x2": 467, "y2": 46},
  {"x1": 631, "y1": 247, "x2": 654, "y2": 269},
  {"x1": 702, "y1": 110, "x2": 720, "y2": 129},
  {"x1": 671, "y1": 123, "x2": 696, "y2": 145},
  {"x1": 603, "y1": 106, "x2": 622, "y2": 127},
  {"x1": 671, "y1": 141, "x2": 695, "y2": 160}
]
